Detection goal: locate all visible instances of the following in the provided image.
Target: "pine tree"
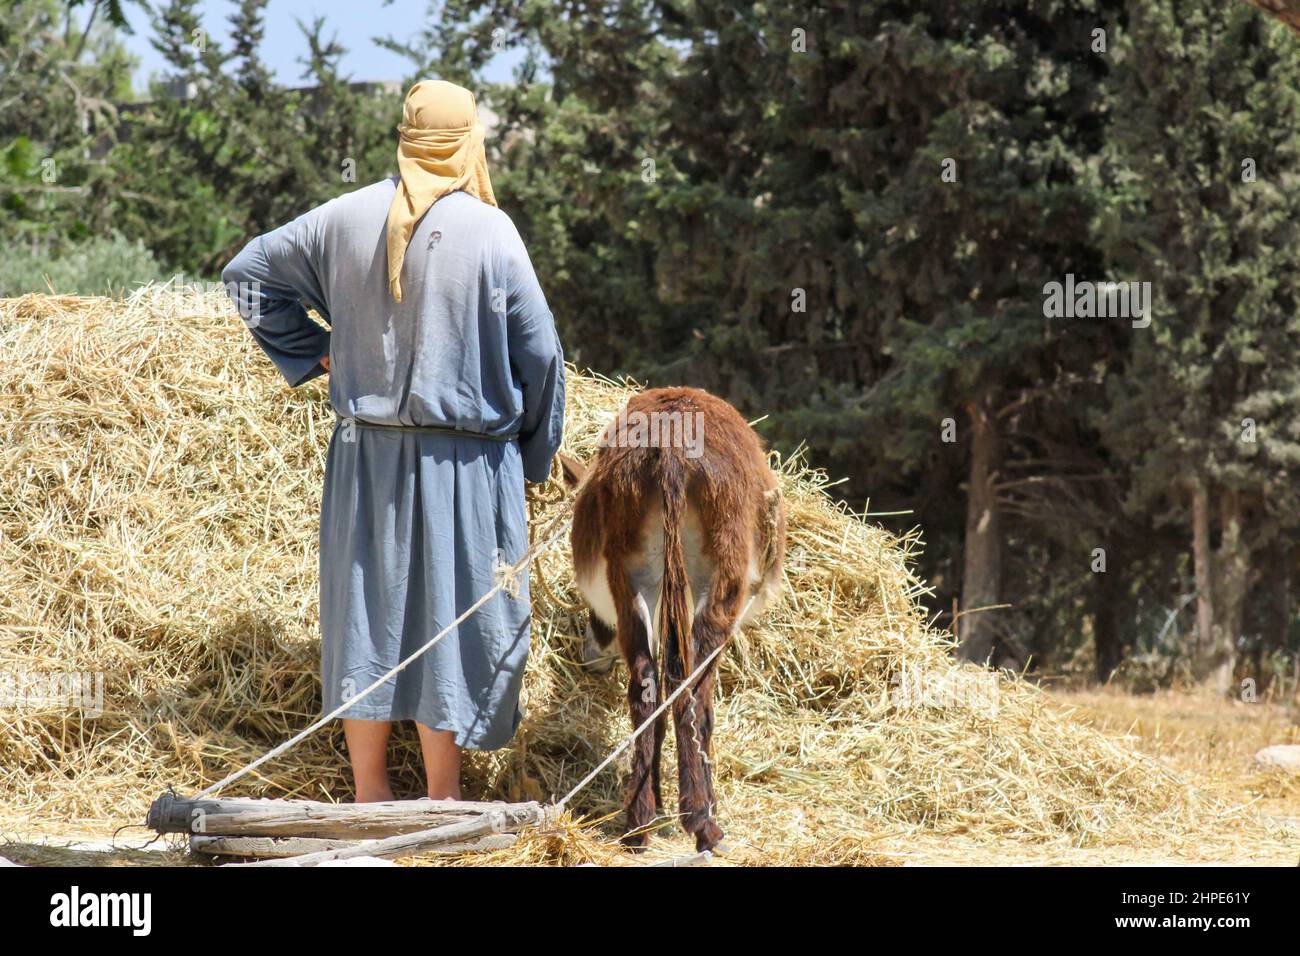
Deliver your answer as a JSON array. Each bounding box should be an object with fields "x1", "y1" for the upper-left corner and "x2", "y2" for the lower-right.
[{"x1": 1096, "y1": 0, "x2": 1300, "y2": 691}]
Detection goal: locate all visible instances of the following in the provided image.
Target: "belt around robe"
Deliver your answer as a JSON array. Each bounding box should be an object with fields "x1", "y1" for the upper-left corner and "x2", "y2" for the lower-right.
[{"x1": 335, "y1": 417, "x2": 519, "y2": 442}]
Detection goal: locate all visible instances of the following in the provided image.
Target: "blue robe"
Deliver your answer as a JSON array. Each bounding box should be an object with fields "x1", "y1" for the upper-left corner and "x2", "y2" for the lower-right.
[{"x1": 222, "y1": 183, "x2": 565, "y2": 749}]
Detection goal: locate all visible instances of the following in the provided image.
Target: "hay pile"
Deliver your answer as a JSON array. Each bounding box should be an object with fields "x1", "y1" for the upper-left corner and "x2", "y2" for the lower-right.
[{"x1": 0, "y1": 288, "x2": 1252, "y2": 864}]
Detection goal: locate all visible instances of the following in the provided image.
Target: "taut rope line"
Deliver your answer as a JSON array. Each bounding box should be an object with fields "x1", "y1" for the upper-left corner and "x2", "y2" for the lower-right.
[{"x1": 195, "y1": 500, "x2": 576, "y2": 800}]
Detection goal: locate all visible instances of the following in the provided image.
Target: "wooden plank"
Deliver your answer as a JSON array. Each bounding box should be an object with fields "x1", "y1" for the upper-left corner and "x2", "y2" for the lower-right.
[
  {"x1": 191, "y1": 832, "x2": 518, "y2": 860},
  {"x1": 192, "y1": 834, "x2": 350, "y2": 858},
  {"x1": 230, "y1": 805, "x2": 547, "y2": 867},
  {"x1": 646, "y1": 850, "x2": 713, "y2": 867},
  {"x1": 147, "y1": 793, "x2": 544, "y2": 840}
]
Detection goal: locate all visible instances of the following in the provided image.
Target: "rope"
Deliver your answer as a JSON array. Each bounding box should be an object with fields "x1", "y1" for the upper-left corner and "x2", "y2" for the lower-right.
[
  {"x1": 192, "y1": 462, "x2": 757, "y2": 842},
  {"x1": 195, "y1": 500, "x2": 576, "y2": 800},
  {"x1": 553, "y1": 593, "x2": 756, "y2": 809}
]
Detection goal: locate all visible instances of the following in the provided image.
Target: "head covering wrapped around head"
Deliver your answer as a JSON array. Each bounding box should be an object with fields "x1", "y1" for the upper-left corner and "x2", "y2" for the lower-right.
[{"x1": 385, "y1": 80, "x2": 497, "y2": 301}]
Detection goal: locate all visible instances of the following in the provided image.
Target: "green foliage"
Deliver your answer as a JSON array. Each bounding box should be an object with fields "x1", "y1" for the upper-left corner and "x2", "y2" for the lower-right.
[
  {"x1": 0, "y1": 232, "x2": 163, "y2": 296},
  {"x1": 1096, "y1": 1, "x2": 1300, "y2": 523},
  {"x1": 98, "y1": 0, "x2": 401, "y2": 278},
  {"x1": 1, "y1": 0, "x2": 401, "y2": 279},
  {"x1": 0, "y1": 0, "x2": 139, "y2": 254}
]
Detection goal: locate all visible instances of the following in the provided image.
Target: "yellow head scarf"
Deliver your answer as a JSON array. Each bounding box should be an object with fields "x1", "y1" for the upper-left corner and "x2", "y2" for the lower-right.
[{"x1": 385, "y1": 80, "x2": 497, "y2": 301}]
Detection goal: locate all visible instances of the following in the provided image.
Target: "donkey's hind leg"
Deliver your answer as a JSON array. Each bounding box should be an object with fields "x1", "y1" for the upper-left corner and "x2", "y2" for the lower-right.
[
  {"x1": 670, "y1": 568, "x2": 744, "y2": 852},
  {"x1": 616, "y1": 585, "x2": 660, "y2": 849}
]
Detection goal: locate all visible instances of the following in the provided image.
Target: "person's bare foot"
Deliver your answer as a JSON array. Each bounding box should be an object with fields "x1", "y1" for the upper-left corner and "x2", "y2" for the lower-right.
[{"x1": 355, "y1": 784, "x2": 395, "y2": 803}]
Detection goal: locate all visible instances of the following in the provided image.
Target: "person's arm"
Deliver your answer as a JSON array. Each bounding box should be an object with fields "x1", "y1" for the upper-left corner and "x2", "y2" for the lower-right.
[
  {"x1": 503, "y1": 226, "x2": 565, "y2": 484},
  {"x1": 222, "y1": 206, "x2": 332, "y2": 387}
]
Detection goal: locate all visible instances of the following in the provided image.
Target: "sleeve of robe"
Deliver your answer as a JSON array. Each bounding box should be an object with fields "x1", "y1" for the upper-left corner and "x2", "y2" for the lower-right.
[
  {"x1": 501, "y1": 222, "x2": 566, "y2": 484},
  {"x1": 221, "y1": 206, "x2": 332, "y2": 388}
]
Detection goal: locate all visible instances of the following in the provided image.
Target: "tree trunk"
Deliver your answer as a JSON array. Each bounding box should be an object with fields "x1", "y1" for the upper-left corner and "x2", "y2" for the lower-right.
[
  {"x1": 1092, "y1": 551, "x2": 1124, "y2": 683},
  {"x1": 1190, "y1": 481, "x2": 1247, "y2": 695},
  {"x1": 1210, "y1": 489, "x2": 1247, "y2": 695},
  {"x1": 957, "y1": 397, "x2": 1002, "y2": 663},
  {"x1": 1264, "y1": 536, "x2": 1290, "y2": 689},
  {"x1": 1191, "y1": 479, "x2": 1216, "y2": 673}
]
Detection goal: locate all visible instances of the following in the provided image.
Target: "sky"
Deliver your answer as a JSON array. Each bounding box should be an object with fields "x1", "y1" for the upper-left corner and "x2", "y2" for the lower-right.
[{"x1": 118, "y1": 0, "x2": 525, "y2": 92}]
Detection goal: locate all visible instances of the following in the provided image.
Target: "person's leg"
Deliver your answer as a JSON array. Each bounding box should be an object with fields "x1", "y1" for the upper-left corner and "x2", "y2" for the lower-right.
[
  {"x1": 416, "y1": 723, "x2": 462, "y2": 799},
  {"x1": 343, "y1": 719, "x2": 394, "y2": 802}
]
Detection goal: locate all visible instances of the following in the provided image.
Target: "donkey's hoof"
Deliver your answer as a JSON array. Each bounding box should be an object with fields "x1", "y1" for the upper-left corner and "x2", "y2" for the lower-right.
[{"x1": 693, "y1": 821, "x2": 725, "y2": 853}]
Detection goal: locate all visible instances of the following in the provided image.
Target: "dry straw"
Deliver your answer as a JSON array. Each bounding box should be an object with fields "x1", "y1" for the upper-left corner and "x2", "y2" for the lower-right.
[{"x1": 0, "y1": 287, "x2": 1274, "y2": 864}]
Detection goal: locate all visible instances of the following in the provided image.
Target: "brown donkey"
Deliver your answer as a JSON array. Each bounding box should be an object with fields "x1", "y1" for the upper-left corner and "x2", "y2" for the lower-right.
[{"x1": 559, "y1": 387, "x2": 785, "y2": 850}]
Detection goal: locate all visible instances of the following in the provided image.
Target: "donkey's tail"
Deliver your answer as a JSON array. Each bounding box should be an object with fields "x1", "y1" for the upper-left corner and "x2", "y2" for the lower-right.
[{"x1": 660, "y1": 450, "x2": 694, "y2": 680}]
